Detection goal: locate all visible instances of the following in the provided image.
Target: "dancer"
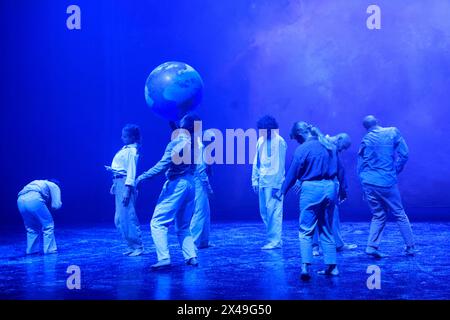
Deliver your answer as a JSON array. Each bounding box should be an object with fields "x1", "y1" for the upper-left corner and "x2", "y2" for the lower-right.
[
  {"x1": 252, "y1": 115, "x2": 287, "y2": 249},
  {"x1": 276, "y1": 122, "x2": 341, "y2": 280},
  {"x1": 293, "y1": 132, "x2": 357, "y2": 256},
  {"x1": 190, "y1": 130, "x2": 215, "y2": 249},
  {"x1": 358, "y1": 115, "x2": 415, "y2": 258},
  {"x1": 107, "y1": 124, "x2": 144, "y2": 257},
  {"x1": 17, "y1": 179, "x2": 62, "y2": 254},
  {"x1": 137, "y1": 113, "x2": 200, "y2": 269}
]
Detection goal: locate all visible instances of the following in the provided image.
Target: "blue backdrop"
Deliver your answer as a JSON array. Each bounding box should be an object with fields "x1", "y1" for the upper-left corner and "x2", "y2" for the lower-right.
[{"x1": 1, "y1": 0, "x2": 449, "y2": 228}]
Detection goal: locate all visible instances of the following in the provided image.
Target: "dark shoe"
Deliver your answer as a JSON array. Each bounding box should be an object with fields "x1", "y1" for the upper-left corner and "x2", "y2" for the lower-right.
[
  {"x1": 404, "y1": 246, "x2": 416, "y2": 256},
  {"x1": 186, "y1": 257, "x2": 199, "y2": 267},
  {"x1": 300, "y1": 264, "x2": 311, "y2": 281},
  {"x1": 197, "y1": 243, "x2": 215, "y2": 250}
]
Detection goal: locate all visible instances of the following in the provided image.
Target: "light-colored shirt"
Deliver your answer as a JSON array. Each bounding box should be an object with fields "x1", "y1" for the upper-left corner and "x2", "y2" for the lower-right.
[
  {"x1": 195, "y1": 138, "x2": 213, "y2": 193},
  {"x1": 252, "y1": 133, "x2": 287, "y2": 189},
  {"x1": 111, "y1": 143, "x2": 139, "y2": 186},
  {"x1": 358, "y1": 126, "x2": 409, "y2": 187},
  {"x1": 138, "y1": 132, "x2": 196, "y2": 181},
  {"x1": 18, "y1": 180, "x2": 62, "y2": 210}
]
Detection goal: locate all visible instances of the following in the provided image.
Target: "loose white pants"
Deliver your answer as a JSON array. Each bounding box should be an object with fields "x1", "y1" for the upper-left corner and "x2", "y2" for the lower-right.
[
  {"x1": 258, "y1": 187, "x2": 283, "y2": 246},
  {"x1": 190, "y1": 177, "x2": 211, "y2": 249},
  {"x1": 151, "y1": 176, "x2": 197, "y2": 261},
  {"x1": 17, "y1": 192, "x2": 57, "y2": 254},
  {"x1": 113, "y1": 178, "x2": 143, "y2": 251}
]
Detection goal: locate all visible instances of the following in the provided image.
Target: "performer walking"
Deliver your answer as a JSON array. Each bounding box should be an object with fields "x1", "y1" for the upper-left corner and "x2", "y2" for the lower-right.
[
  {"x1": 294, "y1": 132, "x2": 357, "y2": 256},
  {"x1": 358, "y1": 115, "x2": 415, "y2": 258},
  {"x1": 276, "y1": 122, "x2": 342, "y2": 280},
  {"x1": 137, "y1": 114, "x2": 200, "y2": 269}
]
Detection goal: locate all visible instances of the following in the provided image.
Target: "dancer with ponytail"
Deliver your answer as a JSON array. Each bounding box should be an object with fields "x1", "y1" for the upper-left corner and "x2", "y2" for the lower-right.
[{"x1": 275, "y1": 122, "x2": 342, "y2": 281}]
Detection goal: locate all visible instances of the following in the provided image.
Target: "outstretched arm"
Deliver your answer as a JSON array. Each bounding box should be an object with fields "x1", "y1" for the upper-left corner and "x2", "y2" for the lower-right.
[{"x1": 137, "y1": 142, "x2": 175, "y2": 183}]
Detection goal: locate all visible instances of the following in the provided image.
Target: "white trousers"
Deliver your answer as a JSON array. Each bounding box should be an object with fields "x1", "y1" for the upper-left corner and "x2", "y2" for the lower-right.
[
  {"x1": 258, "y1": 187, "x2": 283, "y2": 246},
  {"x1": 113, "y1": 178, "x2": 143, "y2": 251},
  {"x1": 190, "y1": 177, "x2": 211, "y2": 248},
  {"x1": 151, "y1": 176, "x2": 197, "y2": 261},
  {"x1": 17, "y1": 192, "x2": 57, "y2": 254}
]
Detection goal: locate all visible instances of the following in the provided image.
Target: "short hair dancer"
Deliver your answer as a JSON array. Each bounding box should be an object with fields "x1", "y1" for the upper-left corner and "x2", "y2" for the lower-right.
[
  {"x1": 358, "y1": 115, "x2": 415, "y2": 258},
  {"x1": 106, "y1": 124, "x2": 144, "y2": 257}
]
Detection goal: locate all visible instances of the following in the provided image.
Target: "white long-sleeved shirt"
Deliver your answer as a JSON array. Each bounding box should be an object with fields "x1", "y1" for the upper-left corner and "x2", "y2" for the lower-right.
[
  {"x1": 252, "y1": 133, "x2": 287, "y2": 189},
  {"x1": 18, "y1": 180, "x2": 62, "y2": 210},
  {"x1": 111, "y1": 143, "x2": 139, "y2": 186},
  {"x1": 195, "y1": 137, "x2": 213, "y2": 193},
  {"x1": 138, "y1": 132, "x2": 196, "y2": 181}
]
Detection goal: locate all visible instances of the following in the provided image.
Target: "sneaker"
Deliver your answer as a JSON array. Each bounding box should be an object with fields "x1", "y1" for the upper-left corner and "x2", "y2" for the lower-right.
[
  {"x1": 337, "y1": 244, "x2": 358, "y2": 252},
  {"x1": 151, "y1": 259, "x2": 171, "y2": 269},
  {"x1": 365, "y1": 246, "x2": 384, "y2": 259},
  {"x1": 300, "y1": 264, "x2": 311, "y2": 281},
  {"x1": 318, "y1": 265, "x2": 340, "y2": 276},
  {"x1": 261, "y1": 242, "x2": 282, "y2": 250},
  {"x1": 186, "y1": 257, "x2": 199, "y2": 267},
  {"x1": 404, "y1": 246, "x2": 416, "y2": 256},
  {"x1": 128, "y1": 249, "x2": 144, "y2": 257}
]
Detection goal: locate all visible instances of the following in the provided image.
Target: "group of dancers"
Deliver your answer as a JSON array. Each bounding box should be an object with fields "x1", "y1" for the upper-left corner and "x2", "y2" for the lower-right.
[
  {"x1": 252, "y1": 115, "x2": 415, "y2": 279},
  {"x1": 16, "y1": 113, "x2": 415, "y2": 280}
]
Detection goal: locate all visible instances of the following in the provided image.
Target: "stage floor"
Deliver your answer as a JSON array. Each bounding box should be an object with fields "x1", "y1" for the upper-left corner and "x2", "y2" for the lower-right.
[{"x1": 0, "y1": 221, "x2": 449, "y2": 300}]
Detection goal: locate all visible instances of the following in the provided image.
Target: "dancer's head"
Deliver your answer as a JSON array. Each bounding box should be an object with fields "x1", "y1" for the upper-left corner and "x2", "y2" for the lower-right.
[
  {"x1": 290, "y1": 121, "x2": 312, "y2": 144},
  {"x1": 257, "y1": 115, "x2": 279, "y2": 139},
  {"x1": 331, "y1": 133, "x2": 351, "y2": 152},
  {"x1": 363, "y1": 115, "x2": 379, "y2": 130},
  {"x1": 122, "y1": 124, "x2": 141, "y2": 145},
  {"x1": 179, "y1": 113, "x2": 201, "y2": 134}
]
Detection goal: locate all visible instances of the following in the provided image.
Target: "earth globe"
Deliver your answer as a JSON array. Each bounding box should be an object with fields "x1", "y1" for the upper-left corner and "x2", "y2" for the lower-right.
[{"x1": 144, "y1": 61, "x2": 204, "y2": 121}]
